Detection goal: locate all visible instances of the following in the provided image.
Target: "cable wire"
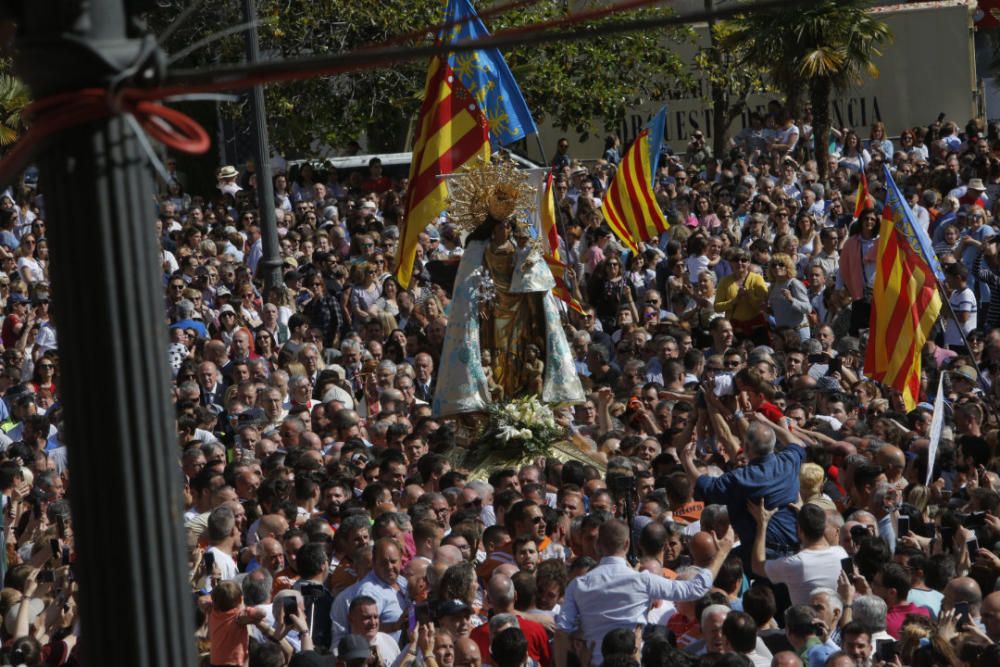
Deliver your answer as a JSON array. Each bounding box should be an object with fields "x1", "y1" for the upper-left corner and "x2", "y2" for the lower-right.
[
  {"x1": 0, "y1": 0, "x2": 799, "y2": 193},
  {"x1": 162, "y1": 0, "x2": 798, "y2": 94}
]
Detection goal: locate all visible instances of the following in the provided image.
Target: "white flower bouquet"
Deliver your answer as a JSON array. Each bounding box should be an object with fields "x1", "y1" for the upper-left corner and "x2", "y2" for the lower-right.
[{"x1": 480, "y1": 395, "x2": 564, "y2": 457}]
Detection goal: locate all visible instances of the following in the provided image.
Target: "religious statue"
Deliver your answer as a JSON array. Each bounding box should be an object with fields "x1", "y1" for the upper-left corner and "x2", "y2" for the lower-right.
[
  {"x1": 432, "y1": 158, "x2": 585, "y2": 417},
  {"x1": 521, "y1": 344, "x2": 545, "y2": 397},
  {"x1": 480, "y1": 350, "x2": 504, "y2": 403}
]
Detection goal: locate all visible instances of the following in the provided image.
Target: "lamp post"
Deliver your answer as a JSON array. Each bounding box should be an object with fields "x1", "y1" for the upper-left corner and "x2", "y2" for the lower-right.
[
  {"x1": 9, "y1": 1, "x2": 196, "y2": 664},
  {"x1": 243, "y1": 0, "x2": 282, "y2": 292}
]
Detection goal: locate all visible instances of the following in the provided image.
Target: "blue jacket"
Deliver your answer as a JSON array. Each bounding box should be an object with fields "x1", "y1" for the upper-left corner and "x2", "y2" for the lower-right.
[{"x1": 695, "y1": 445, "x2": 805, "y2": 551}]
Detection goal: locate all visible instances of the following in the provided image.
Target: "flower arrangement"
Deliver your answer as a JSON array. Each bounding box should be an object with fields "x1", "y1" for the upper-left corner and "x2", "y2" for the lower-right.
[
  {"x1": 481, "y1": 395, "x2": 564, "y2": 457},
  {"x1": 446, "y1": 395, "x2": 605, "y2": 481}
]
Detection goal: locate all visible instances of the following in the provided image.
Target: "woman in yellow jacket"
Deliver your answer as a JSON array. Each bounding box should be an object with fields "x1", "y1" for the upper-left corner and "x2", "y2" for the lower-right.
[{"x1": 714, "y1": 247, "x2": 770, "y2": 344}]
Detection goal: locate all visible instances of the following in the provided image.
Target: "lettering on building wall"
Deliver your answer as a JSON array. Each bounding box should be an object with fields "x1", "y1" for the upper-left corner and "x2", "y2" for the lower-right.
[
  {"x1": 831, "y1": 97, "x2": 883, "y2": 131},
  {"x1": 617, "y1": 96, "x2": 884, "y2": 151}
]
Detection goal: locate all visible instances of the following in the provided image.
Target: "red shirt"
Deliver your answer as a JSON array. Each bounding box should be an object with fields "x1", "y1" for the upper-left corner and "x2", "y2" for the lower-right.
[
  {"x1": 1, "y1": 313, "x2": 21, "y2": 349},
  {"x1": 362, "y1": 176, "x2": 394, "y2": 194},
  {"x1": 471, "y1": 616, "x2": 551, "y2": 667},
  {"x1": 758, "y1": 401, "x2": 785, "y2": 424},
  {"x1": 886, "y1": 601, "x2": 931, "y2": 639}
]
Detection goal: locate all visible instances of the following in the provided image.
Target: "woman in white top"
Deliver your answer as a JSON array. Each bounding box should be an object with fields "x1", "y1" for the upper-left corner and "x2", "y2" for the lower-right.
[
  {"x1": 16, "y1": 235, "x2": 44, "y2": 288},
  {"x1": 375, "y1": 277, "x2": 400, "y2": 317},
  {"x1": 796, "y1": 213, "x2": 820, "y2": 259},
  {"x1": 273, "y1": 173, "x2": 293, "y2": 213},
  {"x1": 838, "y1": 130, "x2": 871, "y2": 174}
]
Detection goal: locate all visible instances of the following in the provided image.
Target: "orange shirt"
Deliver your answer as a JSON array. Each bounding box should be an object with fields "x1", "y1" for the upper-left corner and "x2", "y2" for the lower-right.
[
  {"x1": 209, "y1": 607, "x2": 248, "y2": 667},
  {"x1": 671, "y1": 501, "x2": 704, "y2": 525}
]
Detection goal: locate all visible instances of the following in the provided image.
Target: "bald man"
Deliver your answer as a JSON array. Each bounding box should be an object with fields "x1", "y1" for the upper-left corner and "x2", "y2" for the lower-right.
[
  {"x1": 770, "y1": 651, "x2": 803, "y2": 667},
  {"x1": 404, "y1": 557, "x2": 430, "y2": 605},
  {"x1": 943, "y1": 577, "x2": 984, "y2": 626},
  {"x1": 472, "y1": 573, "x2": 551, "y2": 667},
  {"x1": 689, "y1": 531, "x2": 718, "y2": 568},
  {"x1": 982, "y1": 590, "x2": 1000, "y2": 641},
  {"x1": 455, "y1": 637, "x2": 482, "y2": 667},
  {"x1": 428, "y1": 544, "x2": 464, "y2": 593},
  {"x1": 248, "y1": 513, "x2": 289, "y2": 549},
  {"x1": 824, "y1": 653, "x2": 855, "y2": 667},
  {"x1": 300, "y1": 431, "x2": 323, "y2": 451},
  {"x1": 255, "y1": 537, "x2": 285, "y2": 575},
  {"x1": 875, "y1": 445, "x2": 907, "y2": 492},
  {"x1": 494, "y1": 563, "x2": 519, "y2": 579}
]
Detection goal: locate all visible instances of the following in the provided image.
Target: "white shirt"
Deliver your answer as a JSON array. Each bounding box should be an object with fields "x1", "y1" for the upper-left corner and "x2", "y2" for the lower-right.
[
  {"x1": 945, "y1": 287, "x2": 977, "y2": 346},
  {"x1": 763, "y1": 545, "x2": 849, "y2": 606},
  {"x1": 371, "y1": 633, "x2": 401, "y2": 664},
  {"x1": 34, "y1": 322, "x2": 57, "y2": 354},
  {"x1": 556, "y1": 556, "x2": 713, "y2": 665},
  {"x1": 685, "y1": 255, "x2": 710, "y2": 284},
  {"x1": 205, "y1": 545, "x2": 238, "y2": 591}
]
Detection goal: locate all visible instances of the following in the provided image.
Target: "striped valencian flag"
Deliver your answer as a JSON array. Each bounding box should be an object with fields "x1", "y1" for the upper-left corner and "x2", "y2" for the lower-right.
[
  {"x1": 396, "y1": 0, "x2": 537, "y2": 288},
  {"x1": 602, "y1": 106, "x2": 669, "y2": 253},
  {"x1": 540, "y1": 171, "x2": 586, "y2": 315},
  {"x1": 396, "y1": 54, "x2": 489, "y2": 288},
  {"x1": 853, "y1": 170, "x2": 871, "y2": 219},
  {"x1": 864, "y1": 165, "x2": 945, "y2": 410}
]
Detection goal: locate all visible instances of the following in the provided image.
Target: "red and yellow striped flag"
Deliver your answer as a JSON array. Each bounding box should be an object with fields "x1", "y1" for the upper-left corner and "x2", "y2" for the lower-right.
[
  {"x1": 864, "y1": 166, "x2": 944, "y2": 410},
  {"x1": 602, "y1": 107, "x2": 669, "y2": 253},
  {"x1": 541, "y1": 172, "x2": 586, "y2": 315},
  {"x1": 853, "y1": 170, "x2": 870, "y2": 219},
  {"x1": 395, "y1": 55, "x2": 490, "y2": 288}
]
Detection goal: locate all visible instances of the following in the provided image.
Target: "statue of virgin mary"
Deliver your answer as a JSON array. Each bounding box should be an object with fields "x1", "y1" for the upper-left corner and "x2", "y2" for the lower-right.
[{"x1": 432, "y1": 159, "x2": 584, "y2": 417}]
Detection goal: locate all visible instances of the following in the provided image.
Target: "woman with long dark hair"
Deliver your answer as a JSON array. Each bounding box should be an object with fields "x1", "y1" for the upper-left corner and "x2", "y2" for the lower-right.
[
  {"x1": 839, "y1": 207, "x2": 880, "y2": 335},
  {"x1": 588, "y1": 256, "x2": 635, "y2": 333}
]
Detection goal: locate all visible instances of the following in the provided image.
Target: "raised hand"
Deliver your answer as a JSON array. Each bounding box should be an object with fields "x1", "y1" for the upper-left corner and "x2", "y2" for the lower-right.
[{"x1": 746, "y1": 498, "x2": 776, "y2": 526}]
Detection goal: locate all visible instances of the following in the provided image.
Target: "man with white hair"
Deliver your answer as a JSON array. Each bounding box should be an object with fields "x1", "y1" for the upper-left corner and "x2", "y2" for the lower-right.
[
  {"x1": 809, "y1": 587, "x2": 844, "y2": 645},
  {"x1": 681, "y1": 418, "x2": 806, "y2": 558},
  {"x1": 848, "y1": 595, "x2": 893, "y2": 645},
  {"x1": 466, "y1": 479, "x2": 496, "y2": 527},
  {"x1": 697, "y1": 604, "x2": 731, "y2": 655}
]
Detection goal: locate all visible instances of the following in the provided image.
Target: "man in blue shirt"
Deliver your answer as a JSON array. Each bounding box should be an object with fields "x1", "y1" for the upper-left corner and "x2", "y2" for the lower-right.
[
  {"x1": 681, "y1": 417, "x2": 804, "y2": 560},
  {"x1": 352, "y1": 538, "x2": 408, "y2": 643},
  {"x1": 554, "y1": 518, "x2": 735, "y2": 667}
]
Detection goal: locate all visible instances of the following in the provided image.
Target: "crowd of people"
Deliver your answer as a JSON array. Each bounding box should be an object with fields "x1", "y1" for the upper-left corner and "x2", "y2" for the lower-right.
[{"x1": 4, "y1": 102, "x2": 1000, "y2": 667}]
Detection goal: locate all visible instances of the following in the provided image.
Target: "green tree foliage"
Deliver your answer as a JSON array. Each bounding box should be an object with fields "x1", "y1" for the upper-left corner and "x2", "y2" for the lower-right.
[
  {"x1": 693, "y1": 19, "x2": 770, "y2": 157},
  {"x1": 724, "y1": 0, "x2": 891, "y2": 180},
  {"x1": 147, "y1": 0, "x2": 694, "y2": 154},
  {"x1": 0, "y1": 60, "x2": 29, "y2": 149}
]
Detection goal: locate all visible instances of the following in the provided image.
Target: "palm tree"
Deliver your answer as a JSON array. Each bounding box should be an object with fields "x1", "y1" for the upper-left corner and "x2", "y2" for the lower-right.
[
  {"x1": 724, "y1": 0, "x2": 891, "y2": 181},
  {"x1": 0, "y1": 72, "x2": 30, "y2": 150}
]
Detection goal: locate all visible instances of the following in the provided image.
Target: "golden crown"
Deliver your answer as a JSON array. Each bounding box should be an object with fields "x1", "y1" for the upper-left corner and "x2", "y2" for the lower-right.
[{"x1": 446, "y1": 157, "x2": 536, "y2": 233}]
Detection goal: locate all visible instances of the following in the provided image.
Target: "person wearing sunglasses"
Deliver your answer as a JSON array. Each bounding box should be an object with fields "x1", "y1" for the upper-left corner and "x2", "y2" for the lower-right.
[
  {"x1": 767, "y1": 253, "x2": 812, "y2": 342},
  {"x1": 715, "y1": 248, "x2": 769, "y2": 344}
]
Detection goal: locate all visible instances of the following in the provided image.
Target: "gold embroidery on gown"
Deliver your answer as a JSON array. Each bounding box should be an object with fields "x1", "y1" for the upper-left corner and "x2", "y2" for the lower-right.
[{"x1": 480, "y1": 231, "x2": 546, "y2": 398}]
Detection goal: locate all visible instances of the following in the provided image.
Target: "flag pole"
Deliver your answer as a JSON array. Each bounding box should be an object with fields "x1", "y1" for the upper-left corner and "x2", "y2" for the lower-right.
[
  {"x1": 533, "y1": 134, "x2": 549, "y2": 166},
  {"x1": 936, "y1": 283, "x2": 992, "y2": 397},
  {"x1": 533, "y1": 133, "x2": 573, "y2": 274}
]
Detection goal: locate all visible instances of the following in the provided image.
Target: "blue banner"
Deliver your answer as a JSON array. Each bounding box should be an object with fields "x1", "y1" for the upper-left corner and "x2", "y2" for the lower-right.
[{"x1": 443, "y1": 0, "x2": 538, "y2": 146}]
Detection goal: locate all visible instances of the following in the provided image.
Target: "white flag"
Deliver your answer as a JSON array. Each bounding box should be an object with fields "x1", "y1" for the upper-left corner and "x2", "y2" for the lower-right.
[{"x1": 925, "y1": 372, "x2": 947, "y2": 488}]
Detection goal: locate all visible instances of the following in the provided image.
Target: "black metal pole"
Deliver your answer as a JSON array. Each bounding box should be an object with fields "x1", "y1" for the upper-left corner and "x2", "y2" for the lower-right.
[
  {"x1": 242, "y1": 0, "x2": 282, "y2": 292},
  {"x1": 11, "y1": 1, "x2": 196, "y2": 665}
]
